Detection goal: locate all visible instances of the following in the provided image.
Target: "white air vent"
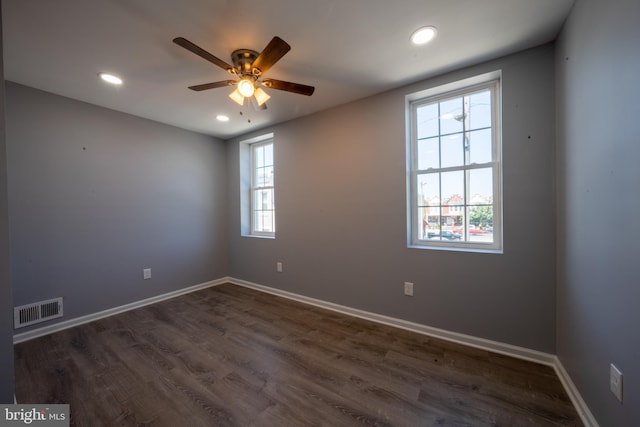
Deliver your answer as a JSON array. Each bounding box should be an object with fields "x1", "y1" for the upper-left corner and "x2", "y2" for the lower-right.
[{"x1": 14, "y1": 297, "x2": 63, "y2": 328}]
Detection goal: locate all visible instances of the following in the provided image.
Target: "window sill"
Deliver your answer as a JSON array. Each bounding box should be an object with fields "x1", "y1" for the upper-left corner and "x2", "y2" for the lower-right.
[
  {"x1": 408, "y1": 243, "x2": 503, "y2": 254},
  {"x1": 241, "y1": 234, "x2": 275, "y2": 240}
]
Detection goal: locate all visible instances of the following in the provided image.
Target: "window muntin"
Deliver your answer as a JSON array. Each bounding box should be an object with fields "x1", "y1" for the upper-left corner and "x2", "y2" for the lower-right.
[
  {"x1": 409, "y1": 77, "x2": 502, "y2": 251},
  {"x1": 251, "y1": 140, "x2": 275, "y2": 235}
]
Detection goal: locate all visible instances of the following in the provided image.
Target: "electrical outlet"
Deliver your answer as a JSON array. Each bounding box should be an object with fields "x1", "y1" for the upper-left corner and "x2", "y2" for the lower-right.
[
  {"x1": 143, "y1": 268, "x2": 151, "y2": 280},
  {"x1": 276, "y1": 262, "x2": 283, "y2": 273},
  {"x1": 404, "y1": 282, "x2": 414, "y2": 296},
  {"x1": 610, "y1": 363, "x2": 623, "y2": 403}
]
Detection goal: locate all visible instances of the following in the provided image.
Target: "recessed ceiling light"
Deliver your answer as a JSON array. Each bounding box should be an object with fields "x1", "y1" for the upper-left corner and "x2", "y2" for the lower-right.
[
  {"x1": 216, "y1": 115, "x2": 230, "y2": 122},
  {"x1": 411, "y1": 26, "x2": 437, "y2": 45},
  {"x1": 98, "y1": 72, "x2": 123, "y2": 85}
]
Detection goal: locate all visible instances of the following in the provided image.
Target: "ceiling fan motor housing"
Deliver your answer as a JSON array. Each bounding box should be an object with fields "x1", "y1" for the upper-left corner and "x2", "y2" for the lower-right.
[{"x1": 231, "y1": 49, "x2": 260, "y2": 77}]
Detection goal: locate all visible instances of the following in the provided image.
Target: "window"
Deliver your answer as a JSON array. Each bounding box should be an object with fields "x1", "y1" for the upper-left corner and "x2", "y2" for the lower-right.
[
  {"x1": 407, "y1": 72, "x2": 502, "y2": 252},
  {"x1": 250, "y1": 140, "x2": 275, "y2": 236},
  {"x1": 239, "y1": 133, "x2": 275, "y2": 238}
]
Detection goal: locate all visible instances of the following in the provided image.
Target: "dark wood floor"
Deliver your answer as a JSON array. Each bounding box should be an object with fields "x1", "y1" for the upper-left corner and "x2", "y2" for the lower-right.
[{"x1": 15, "y1": 283, "x2": 583, "y2": 426}]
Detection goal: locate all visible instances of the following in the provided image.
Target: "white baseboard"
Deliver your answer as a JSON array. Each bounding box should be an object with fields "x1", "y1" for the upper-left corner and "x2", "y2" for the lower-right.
[
  {"x1": 227, "y1": 277, "x2": 598, "y2": 427},
  {"x1": 552, "y1": 356, "x2": 599, "y2": 427},
  {"x1": 12, "y1": 277, "x2": 229, "y2": 344}
]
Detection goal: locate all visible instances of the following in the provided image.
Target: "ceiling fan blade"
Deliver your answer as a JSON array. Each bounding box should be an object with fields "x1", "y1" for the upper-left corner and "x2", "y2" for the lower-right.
[
  {"x1": 262, "y1": 79, "x2": 315, "y2": 96},
  {"x1": 251, "y1": 37, "x2": 291, "y2": 75},
  {"x1": 173, "y1": 37, "x2": 234, "y2": 72},
  {"x1": 188, "y1": 80, "x2": 236, "y2": 91}
]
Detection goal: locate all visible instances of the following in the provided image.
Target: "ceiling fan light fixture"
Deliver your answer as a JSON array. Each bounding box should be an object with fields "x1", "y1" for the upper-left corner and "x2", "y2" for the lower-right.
[
  {"x1": 229, "y1": 88, "x2": 245, "y2": 106},
  {"x1": 411, "y1": 26, "x2": 437, "y2": 45},
  {"x1": 254, "y1": 87, "x2": 271, "y2": 106},
  {"x1": 237, "y1": 78, "x2": 255, "y2": 97}
]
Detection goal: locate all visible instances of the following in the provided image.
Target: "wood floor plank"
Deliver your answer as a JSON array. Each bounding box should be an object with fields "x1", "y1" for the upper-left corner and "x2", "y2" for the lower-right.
[{"x1": 14, "y1": 283, "x2": 583, "y2": 426}]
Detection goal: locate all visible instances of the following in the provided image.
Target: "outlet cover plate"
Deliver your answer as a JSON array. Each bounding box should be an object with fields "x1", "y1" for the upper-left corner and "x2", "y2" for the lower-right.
[
  {"x1": 610, "y1": 363, "x2": 623, "y2": 403},
  {"x1": 404, "y1": 282, "x2": 414, "y2": 296}
]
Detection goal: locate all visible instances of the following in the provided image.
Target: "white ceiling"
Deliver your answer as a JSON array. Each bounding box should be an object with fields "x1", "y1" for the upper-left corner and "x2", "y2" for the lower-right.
[{"x1": 3, "y1": 0, "x2": 574, "y2": 139}]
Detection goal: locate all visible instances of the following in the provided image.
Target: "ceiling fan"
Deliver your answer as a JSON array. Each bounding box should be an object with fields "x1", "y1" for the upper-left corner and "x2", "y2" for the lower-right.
[{"x1": 173, "y1": 36, "x2": 315, "y2": 109}]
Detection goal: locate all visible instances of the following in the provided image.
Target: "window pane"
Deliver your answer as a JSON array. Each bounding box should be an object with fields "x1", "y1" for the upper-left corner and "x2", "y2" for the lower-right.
[
  {"x1": 264, "y1": 143, "x2": 274, "y2": 166},
  {"x1": 417, "y1": 173, "x2": 440, "y2": 206},
  {"x1": 417, "y1": 103, "x2": 439, "y2": 139},
  {"x1": 440, "y1": 97, "x2": 463, "y2": 135},
  {"x1": 469, "y1": 90, "x2": 491, "y2": 131},
  {"x1": 253, "y1": 190, "x2": 262, "y2": 210},
  {"x1": 253, "y1": 211, "x2": 274, "y2": 233},
  {"x1": 441, "y1": 204, "x2": 463, "y2": 241},
  {"x1": 468, "y1": 205, "x2": 493, "y2": 243},
  {"x1": 418, "y1": 207, "x2": 432, "y2": 240},
  {"x1": 449, "y1": 210, "x2": 465, "y2": 241},
  {"x1": 441, "y1": 170, "x2": 464, "y2": 241},
  {"x1": 253, "y1": 211, "x2": 262, "y2": 231},
  {"x1": 254, "y1": 145, "x2": 265, "y2": 168},
  {"x1": 441, "y1": 134, "x2": 464, "y2": 168},
  {"x1": 469, "y1": 168, "x2": 493, "y2": 204},
  {"x1": 259, "y1": 166, "x2": 274, "y2": 187},
  {"x1": 266, "y1": 211, "x2": 275, "y2": 232},
  {"x1": 441, "y1": 170, "x2": 463, "y2": 204},
  {"x1": 468, "y1": 128, "x2": 492, "y2": 164},
  {"x1": 255, "y1": 188, "x2": 274, "y2": 210},
  {"x1": 256, "y1": 210, "x2": 274, "y2": 233},
  {"x1": 417, "y1": 137, "x2": 439, "y2": 170},
  {"x1": 255, "y1": 167, "x2": 264, "y2": 187},
  {"x1": 425, "y1": 208, "x2": 441, "y2": 229}
]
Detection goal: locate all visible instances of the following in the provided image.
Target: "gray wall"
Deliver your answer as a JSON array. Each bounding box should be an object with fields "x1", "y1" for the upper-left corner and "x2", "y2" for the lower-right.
[
  {"x1": 6, "y1": 83, "x2": 228, "y2": 332},
  {"x1": 227, "y1": 44, "x2": 557, "y2": 353},
  {"x1": 0, "y1": 1, "x2": 16, "y2": 402},
  {"x1": 556, "y1": 0, "x2": 640, "y2": 425}
]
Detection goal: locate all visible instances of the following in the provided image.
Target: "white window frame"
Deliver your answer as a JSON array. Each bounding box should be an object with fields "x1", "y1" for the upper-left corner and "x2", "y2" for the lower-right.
[
  {"x1": 239, "y1": 133, "x2": 275, "y2": 238},
  {"x1": 250, "y1": 139, "x2": 275, "y2": 236},
  {"x1": 406, "y1": 71, "x2": 503, "y2": 253}
]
